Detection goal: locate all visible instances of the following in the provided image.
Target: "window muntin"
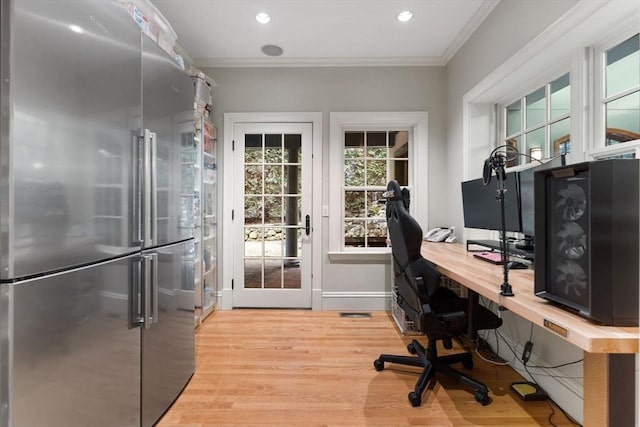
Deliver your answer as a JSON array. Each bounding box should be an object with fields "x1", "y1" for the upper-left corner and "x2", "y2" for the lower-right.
[
  {"x1": 503, "y1": 73, "x2": 571, "y2": 165},
  {"x1": 343, "y1": 130, "x2": 409, "y2": 248},
  {"x1": 603, "y1": 34, "x2": 639, "y2": 146}
]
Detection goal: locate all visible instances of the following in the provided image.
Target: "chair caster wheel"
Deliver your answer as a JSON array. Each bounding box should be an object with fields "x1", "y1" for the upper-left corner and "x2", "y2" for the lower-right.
[
  {"x1": 408, "y1": 391, "x2": 421, "y2": 407},
  {"x1": 475, "y1": 391, "x2": 490, "y2": 406},
  {"x1": 373, "y1": 359, "x2": 384, "y2": 371},
  {"x1": 407, "y1": 343, "x2": 417, "y2": 354},
  {"x1": 462, "y1": 358, "x2": 473, "y2": 369}
]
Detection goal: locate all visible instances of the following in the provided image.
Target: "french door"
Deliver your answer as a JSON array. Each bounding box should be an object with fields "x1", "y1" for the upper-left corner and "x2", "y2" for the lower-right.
[{"x1": 233, "y1": 123, "x2": 312, "y2": 307}]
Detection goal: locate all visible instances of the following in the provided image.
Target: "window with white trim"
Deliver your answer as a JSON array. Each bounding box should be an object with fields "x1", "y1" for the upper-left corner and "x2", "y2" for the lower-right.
[
  {"x1": 343, "y1": 130, "x2": 409, "y2": 248},
  {"x1": 502, "y1": 72, "x2": 571, "y2": 166},
  {"x1": 328, "y1": 112, "x2": 427, "y2": 257}
]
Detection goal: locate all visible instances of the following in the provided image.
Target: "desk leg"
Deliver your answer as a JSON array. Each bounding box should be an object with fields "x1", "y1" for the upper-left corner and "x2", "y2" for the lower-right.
[
  {"x1": 583, "y1": 352, "x2": 636, "y2": 427},
  {"x1": 466, "y1": 290, "x2": 479, "y2": 342}
]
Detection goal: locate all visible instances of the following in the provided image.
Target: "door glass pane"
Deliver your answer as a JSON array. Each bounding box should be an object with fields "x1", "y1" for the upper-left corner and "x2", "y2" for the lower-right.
[
  {"x1": 264, "y1": 165, "x2": 282, "y2": 194},
  {"x1": 264, "y1": 134, "x2": 282, "y2": 163},
  {"x1": 263, "y1": 259, "x2": 282, "y2": 289},
  {"x1": 244, "y1": 227, "x2": 262, "y2": 257},
  {"x1": 264, "y1": 228, "x2": 283, "y2": 257},
  {"x1": 245, "y1": 134, "x2": 262, "y2": 162},
  {"x1": 526, "y1": 87, "x2": 546, "y2": 129},
  {"x1": 606, "y1": 34, "x2": 639, "y2": 97},
  {"x1": 283, "y1": 257, "x2": 301, "y2": 289},
  {"x1": 550, "y1": 73, "x2": 570, "y2": 119},
  {"x1": 283, "y1": 228, "x2": 301, "y2": 264},
  {"x1": 606, "y1": 92, "x2": 640, "y2": 145},
  {"x1": 506, "y1": 100, "x2": 522, "y2": 136},
  {"x1": 264, "y1": 196, "x2": 282, "y2": 223},
  {"x1": 284, "y1": 165, "x2": 301, "y2": 194},
  {"x1": 284, "y1": 134, "x2": 302, "y2": 162},
  {"x1": 244, "y1": 165, "x2": 262, "y2": 194},
  {"x1": 551, "y1": 118, "x2": 571, "y2": 156},
  {"x1": 244, "y1": 196, "x2": 263, "y2": 224},
  {"x1": 284, "y1": 196, "x2": 301, "y2": 225},
  {"x1": 244, "y1": 259, "x2": 262, "y2": 288}
]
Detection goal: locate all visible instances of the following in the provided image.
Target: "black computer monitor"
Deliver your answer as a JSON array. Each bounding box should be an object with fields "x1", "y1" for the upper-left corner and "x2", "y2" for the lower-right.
[
  {"x1": 461, "y1": 171, "x2": 521, "y2": 232},
  {"x1": 518, "y1": 155, "x2": 566, "y2": 237}
]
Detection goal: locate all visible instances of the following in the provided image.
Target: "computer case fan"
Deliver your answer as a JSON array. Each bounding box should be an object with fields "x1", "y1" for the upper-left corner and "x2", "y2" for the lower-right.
[
  {"x1": 555, "y1": 260, "x2": 587, "y2": 299},
  {"x1": 555, "y1": 184, "x2": 586, "y2": 221},
  {"x1": 556, "y1": 221, "x2": 586, "y2": 259},
  {"x1": 534, "y1": 159, "x2": 639, "y2": 326}
]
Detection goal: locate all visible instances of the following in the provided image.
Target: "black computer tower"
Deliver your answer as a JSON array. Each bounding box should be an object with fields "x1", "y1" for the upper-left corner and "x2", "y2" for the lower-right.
[{"x1": 534, "y1": 159, "x2": 639, "y2": 326}]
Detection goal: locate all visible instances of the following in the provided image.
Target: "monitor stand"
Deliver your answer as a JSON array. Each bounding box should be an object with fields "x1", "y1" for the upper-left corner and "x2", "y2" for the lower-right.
[{"x1": 515, "y1": 235, "x2": 534, "y2": 252}]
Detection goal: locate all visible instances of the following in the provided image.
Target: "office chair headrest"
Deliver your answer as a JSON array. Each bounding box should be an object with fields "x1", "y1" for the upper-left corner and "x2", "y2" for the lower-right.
[{"x1": 385, "y1": 180, "x2": 410, "y2": 209}]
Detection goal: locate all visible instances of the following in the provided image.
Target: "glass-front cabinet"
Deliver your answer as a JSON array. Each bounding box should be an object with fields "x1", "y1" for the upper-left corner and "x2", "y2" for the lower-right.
[
  {"x1": 201, "y1": 119, "x2": 218, "y2": 318},
  {"x1": 188, "y1": 113, "x2": 217, "y2": 325}
]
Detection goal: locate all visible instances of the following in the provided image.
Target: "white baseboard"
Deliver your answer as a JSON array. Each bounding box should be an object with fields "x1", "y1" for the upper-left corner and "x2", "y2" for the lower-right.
[{"x1": 321, "y1": 291, "x2": 391, "y2": 311}]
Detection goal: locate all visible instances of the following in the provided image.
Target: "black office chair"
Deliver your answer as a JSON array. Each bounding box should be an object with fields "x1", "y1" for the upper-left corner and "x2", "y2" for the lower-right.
[{"x1": 374, "y1": 180, "x2": 502, "y2": 407}]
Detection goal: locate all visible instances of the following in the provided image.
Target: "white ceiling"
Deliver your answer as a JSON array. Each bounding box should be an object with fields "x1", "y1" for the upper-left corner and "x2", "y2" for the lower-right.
[{"x1": 152, "y1": 0, "x2": 500, "y2": 68}]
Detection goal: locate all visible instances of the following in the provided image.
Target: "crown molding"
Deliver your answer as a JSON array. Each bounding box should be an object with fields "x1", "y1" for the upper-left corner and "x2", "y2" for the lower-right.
[
  {"x1": 441, "y1": 0, "x2": 501, "y2": 64},
  {"x1": 194, "y1": 56, "x2": 446, "y2": 68}
]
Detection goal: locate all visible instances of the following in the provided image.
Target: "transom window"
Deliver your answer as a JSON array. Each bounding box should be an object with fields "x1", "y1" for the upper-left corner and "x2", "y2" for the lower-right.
[
  {"x1": 343, "y1": 130, "x2": 409, "y2": 248},
  {"x1": 503, "y1": 73, "x2": 571, "y2": 166}
]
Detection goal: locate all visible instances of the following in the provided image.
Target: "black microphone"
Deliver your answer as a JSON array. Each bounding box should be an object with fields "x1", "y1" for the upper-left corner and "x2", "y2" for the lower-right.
[
  {"x1": 482, "y1": 158, "x2": 493, "y2": 185},
  {"x1": 482, "y1": 153, "x2": 506, "y2": 186}
]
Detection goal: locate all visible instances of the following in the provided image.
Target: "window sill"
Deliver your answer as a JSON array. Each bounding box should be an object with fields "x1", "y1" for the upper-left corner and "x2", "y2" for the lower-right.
[{"x1": 327, "y1": 249, "x2": 391, "y2": 263}]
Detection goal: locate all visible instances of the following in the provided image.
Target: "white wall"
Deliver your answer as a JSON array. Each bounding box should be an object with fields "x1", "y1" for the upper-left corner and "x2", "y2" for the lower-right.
[
  {"x1": 203, "y1": 66, "x2": 447, "y2": 309},
  {"x1": 445, "y1": 1, "x2": 597, "y2": 424}
]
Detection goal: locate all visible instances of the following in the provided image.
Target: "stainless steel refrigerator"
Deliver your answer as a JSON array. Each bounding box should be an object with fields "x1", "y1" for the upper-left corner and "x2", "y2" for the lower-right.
[{"x1": 0, "y1": 1, "x2": 195, "y2": 426}]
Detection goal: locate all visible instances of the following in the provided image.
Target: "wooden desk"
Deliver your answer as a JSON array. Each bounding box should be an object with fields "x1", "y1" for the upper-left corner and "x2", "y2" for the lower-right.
[{"x1": 421, "y1": 241, "x2": 639, "y2": 427}]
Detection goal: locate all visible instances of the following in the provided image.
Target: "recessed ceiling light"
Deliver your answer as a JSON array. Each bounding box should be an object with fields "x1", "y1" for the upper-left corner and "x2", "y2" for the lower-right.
[
  {"x1": 68, "y1": 24, "x2": 84, "y2": 34},
  {"x1": 397, "y1": 11, "x2": 413, "y2": 22},
  {"x1": 255, "y1": 12, "x2": 271, "y2": 24},
  {"x1": 261, "y1": 44, "x2": 283, "y2": 57}
]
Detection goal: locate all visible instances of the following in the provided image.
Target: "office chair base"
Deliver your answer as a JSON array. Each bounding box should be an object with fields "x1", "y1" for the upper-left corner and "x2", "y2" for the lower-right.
[{"x1": 374, "y1": 339, "x2": 491, "y2": 407}]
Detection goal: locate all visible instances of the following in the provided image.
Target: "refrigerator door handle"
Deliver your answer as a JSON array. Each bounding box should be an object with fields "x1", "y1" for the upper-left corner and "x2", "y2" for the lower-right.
[
  {"x1": 130, "y1": 256, "x2": 144, "y2": 328},
  {"x1": 142, "y1": 254, "x2": 152, "y2": 330},
  {"x1": 133, "y1": 133, "x2": 144, "y2": 245},
  {"x1": 150, "y1": 252, "x2": 159, "y2": 324},
  {"x1": 143, "y1": 129, "x2": 153, "y2": 247},
  {"x1": 150, "y1": 131, "x2": 158, "y2": 245}
]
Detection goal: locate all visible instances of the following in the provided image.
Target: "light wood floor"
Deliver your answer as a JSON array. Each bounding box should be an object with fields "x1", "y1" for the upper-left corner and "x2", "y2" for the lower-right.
[{"x1": 158, "y1": 310, "x2": 576, "y2": 426}]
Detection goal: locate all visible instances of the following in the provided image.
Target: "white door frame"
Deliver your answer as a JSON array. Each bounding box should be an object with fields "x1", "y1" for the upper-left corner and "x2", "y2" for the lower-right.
[{"x1": 222, "y1": 112, "x2": 323, "y2": 310}]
